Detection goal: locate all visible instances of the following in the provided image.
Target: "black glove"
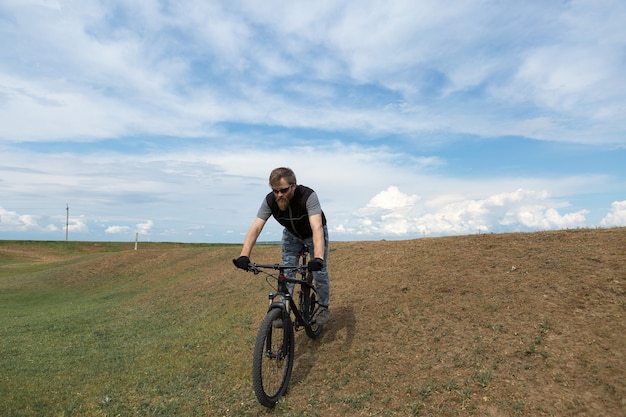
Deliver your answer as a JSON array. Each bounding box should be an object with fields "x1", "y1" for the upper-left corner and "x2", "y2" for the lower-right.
[
  {"x1": 308, "y1": 258, "x2": 324, "y2": 272},
  {"x1": 233, "y1": 256, "x2": 250, "y2": 270}
]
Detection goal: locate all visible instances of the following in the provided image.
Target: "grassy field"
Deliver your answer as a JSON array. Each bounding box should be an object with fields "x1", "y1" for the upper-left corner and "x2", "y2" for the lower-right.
[{"x1": 1, "y1": 229, "x2": 625, "y2": 416}]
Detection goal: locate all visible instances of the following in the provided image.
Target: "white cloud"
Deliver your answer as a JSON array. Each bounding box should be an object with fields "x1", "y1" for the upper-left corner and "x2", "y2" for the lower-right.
[
  {"x1": 0, "y1": 139, "x2": 618, "y2": 242},
  {"x1": 105, "y1": 225, "x2": 131, "y2": 235},
  {"x1": 334, "y1": 187, "x2": 590, "y2": 238},
  {"x1": 365, "y1": 186, "x2": 419, "y2": 211},
  {"x1": 0, "y1": 1, "x2": 624, "y2": 242},
  {"x1": 0, "y1": 207, "x2": 60, "y2": 233},
  {"x1": 68, "y1": 216, "x2": 89, "y2": 233},
  {"x1": 1, "y1": 1, "x2": 625, "y2": 144},
  {"x1": 136, "y1": 220, "x2": 154, "y2": 235},
  {"x1": 600, "y1": 200, "x2": 626, "y2": 227},
  {"x1": 104, "y1": 220, "x2": 153, "y2": 236},
  {"x1": 0, "y1": 206, "x2": 87, "y2": 236}
]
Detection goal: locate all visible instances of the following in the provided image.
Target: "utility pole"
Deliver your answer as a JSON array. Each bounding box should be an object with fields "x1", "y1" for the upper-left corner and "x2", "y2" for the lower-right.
[{"x1": 66, "y1": 204, "x2": 69, "y2": 241}]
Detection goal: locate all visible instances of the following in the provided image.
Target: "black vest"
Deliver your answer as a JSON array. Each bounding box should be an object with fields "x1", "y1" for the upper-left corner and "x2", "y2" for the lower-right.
[{"x1": 265, "y1": 185, "x2": 327, "y2": 239}]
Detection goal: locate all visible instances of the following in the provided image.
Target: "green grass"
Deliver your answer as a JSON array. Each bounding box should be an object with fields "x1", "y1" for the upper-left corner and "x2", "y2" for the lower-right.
[{"x1": 0, "y1": 244, "x2": 259, "y2": 416}]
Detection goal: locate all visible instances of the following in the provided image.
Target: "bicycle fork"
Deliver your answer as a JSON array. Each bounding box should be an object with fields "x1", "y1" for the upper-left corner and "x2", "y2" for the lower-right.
[{"x1": 264, "y1": 288, "x2": 288, "y2": 357}]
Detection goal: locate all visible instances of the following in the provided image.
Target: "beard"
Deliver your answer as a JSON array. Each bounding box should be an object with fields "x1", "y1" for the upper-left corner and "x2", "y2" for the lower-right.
[{"x1": 277, "y1": 196, "x2": 290, "y2": 211}]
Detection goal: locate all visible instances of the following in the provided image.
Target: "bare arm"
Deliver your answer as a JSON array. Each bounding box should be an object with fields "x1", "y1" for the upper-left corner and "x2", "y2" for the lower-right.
[
  {"x1": 309, "y1": 213, "x2": 325, "y2": 260},
  {"x1": 239, "y1": 217, "x2": 267, "y2": 258}
]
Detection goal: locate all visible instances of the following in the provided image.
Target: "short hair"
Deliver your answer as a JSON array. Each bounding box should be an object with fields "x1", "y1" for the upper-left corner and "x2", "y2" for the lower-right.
[{"x1": 269, "y1": 167, "x2": 297, "y2": 187}]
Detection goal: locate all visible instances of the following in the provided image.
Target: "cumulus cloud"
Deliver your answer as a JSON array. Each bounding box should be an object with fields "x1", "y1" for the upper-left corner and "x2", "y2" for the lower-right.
[
  {"x1": 136, "y1": 220, "x2": 154, "y2": 235},
  {"x1": 600, "y1": 200, "x2": 626, "y2": 227},
  {"x1": 104, "y1": 220, "x2": 153, "y2": 236},
  {"x1": 0, "y1": 207, "x2": 61, "y2": 233},
  {"x1": 1, "y1": 1, "x2": 624, "y2": 242},
  {"x1": 105, "y1": 225, "x2": 132, "y2": 235},
  {"x1": 365, "y1": 186, "x2": 420, "y2": 211},
  {"x1": 334, "y1": 187, "x2": 590, "y2": 238},
  {"x1": 68, "y1": 216, "x2": 89, "y2": 233}
]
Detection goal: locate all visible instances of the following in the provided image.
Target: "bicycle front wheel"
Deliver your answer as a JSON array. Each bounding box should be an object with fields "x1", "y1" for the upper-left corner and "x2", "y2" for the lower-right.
[{"x1": 252, "y1": 307, "x2": 294, "y2": 407}]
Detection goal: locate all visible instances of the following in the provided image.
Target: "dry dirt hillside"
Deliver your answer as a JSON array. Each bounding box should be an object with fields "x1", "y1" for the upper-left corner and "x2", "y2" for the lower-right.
[
  {"x1": 321, "y1": 228, "x2": 625, "y2": 416},
  {"x1": 1, "y1": 228, "x2": 624, "y2": 416}
]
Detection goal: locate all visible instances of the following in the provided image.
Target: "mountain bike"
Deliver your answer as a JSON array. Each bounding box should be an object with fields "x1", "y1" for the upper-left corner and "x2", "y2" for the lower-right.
[{"x1": 240, "y1": 246, "x2": 323, "y2": 407}]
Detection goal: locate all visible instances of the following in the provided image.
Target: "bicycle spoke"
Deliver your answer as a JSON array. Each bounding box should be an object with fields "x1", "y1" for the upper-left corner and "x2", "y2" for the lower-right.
[{"x1": 252, "y1": 308, "x2": 294, "y2": 407}]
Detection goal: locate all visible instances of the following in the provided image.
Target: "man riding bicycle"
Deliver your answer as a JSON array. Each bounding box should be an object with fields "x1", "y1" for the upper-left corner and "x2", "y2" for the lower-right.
[{"x1": 233, "y1": 167, "x2": 331, "y2": 325}]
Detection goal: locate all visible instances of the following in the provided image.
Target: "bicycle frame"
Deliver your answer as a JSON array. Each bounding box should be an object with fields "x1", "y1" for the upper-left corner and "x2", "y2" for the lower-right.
[{"x1": 249, "y1": 259, "x2": 318, "y2": 331}]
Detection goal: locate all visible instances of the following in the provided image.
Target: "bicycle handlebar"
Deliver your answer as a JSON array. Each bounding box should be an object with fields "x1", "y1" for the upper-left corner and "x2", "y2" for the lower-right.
[
  {"x1": 244, "y1": 263, "x2": 312, "y2": 286},
  {"x1": 247, "y1": 263, "x2": 307, "y2": 274}
]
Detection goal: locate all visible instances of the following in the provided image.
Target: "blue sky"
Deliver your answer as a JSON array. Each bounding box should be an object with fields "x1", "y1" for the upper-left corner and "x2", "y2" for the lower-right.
[{"x1": 1, "y1": 0, "x2": 625, "y2": 243}]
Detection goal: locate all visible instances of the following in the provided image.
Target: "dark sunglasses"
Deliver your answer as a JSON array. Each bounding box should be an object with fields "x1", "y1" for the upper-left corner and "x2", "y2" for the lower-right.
[{"x1": 272, "y1": 184, "x2": 293, "y2": 194}]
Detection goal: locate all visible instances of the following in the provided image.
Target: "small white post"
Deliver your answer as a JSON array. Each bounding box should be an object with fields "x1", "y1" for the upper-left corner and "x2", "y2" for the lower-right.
[{"x1": 134, "y1": 232, "x2": 139, "y2": 250}]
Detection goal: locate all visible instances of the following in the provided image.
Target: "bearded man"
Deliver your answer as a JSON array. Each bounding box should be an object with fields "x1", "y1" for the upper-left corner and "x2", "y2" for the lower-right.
[{"x1": 233, "y1": 167, "x2": 330, "y2": 325}]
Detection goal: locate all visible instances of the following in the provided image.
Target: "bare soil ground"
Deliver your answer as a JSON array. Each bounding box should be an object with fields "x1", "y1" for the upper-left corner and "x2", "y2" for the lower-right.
[
  {"x1": 317, "y1": 228, "x2": 625, "y2": 416},
  {"x1": 1, "y1": 228, "x2": 624, "y2": 416}
]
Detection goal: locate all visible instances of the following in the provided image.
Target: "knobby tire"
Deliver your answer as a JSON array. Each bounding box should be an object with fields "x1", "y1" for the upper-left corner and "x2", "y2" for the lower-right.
[
  {"x1": 303, "y1": 274, "x2": 323, "y2": 339},
  {"x1": 252, "y1": 307, "x2": 294, "y2": 407}
]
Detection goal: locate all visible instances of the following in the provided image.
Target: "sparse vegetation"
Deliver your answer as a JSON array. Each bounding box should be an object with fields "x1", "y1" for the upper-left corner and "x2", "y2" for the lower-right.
[{"x1": 1, "y1": 227, "x2": 625, "y2": 416}]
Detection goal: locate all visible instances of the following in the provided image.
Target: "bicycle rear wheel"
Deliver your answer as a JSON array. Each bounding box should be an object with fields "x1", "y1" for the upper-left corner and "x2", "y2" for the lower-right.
[
  {"x1": 303, "y1": 276, "x2": 323, "y2": 339},
  {"x1": 252, "y1": 307, "x2": 294, "y2": 407}
]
